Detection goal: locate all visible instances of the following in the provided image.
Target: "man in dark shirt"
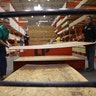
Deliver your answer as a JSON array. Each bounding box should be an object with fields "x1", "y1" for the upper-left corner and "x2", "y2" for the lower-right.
[{"x1": 82, "y1": 16, "x2": 96, "y2": 72}]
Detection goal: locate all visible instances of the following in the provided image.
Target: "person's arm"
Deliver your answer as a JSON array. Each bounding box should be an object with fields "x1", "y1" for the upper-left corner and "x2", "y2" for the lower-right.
[
  {"x1": 77, "y1": 26, "x2": 85, "y2": 41},
  {"x1": 76, "y1": 33, "x2": 84, "y2": 41},
  {"x1": 0, "y1": 39, "x2": 9, "y2": 48}
]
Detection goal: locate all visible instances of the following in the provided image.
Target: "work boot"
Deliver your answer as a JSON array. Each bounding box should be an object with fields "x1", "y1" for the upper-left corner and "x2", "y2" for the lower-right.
[
  {"x1": 1, "y1": 75, "x2": 7, "y2": 80},
  {"x1": 0, "y1": 76, "x2": 2, "y2": 81},
  {"x1": 85, "y1": 67, "x2": 95, "y2": 72}
]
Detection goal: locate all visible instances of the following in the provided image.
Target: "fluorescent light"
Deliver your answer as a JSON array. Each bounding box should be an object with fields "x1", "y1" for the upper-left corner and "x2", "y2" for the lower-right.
[
  {"x1": 25, "y1": 9, "x2": 31, "y2": 11},
  {"x1": 47, "y1": 9, "x2": 54, "y2": 11},
  {"x1": 47, "y1": 0, "x2": 50, "y2": 1},
  {"x1": 43, "y1": 15, "x2": 46, "y2": 18},
  {"x1": 38, "y1": 24, "x2": 40, "y2": 27},
  {"x1": 28, "y1": 0, "x2": 31, "y2": 1},
  {"x1": 31, "y1": 16, "x2": 34, "y2": 18},
  {"x1": 39, "y1": 20, "x2": 48, "y2": 23},
  {"x1": 34, "y1": 4, "x2": 43, "y2": 10}
]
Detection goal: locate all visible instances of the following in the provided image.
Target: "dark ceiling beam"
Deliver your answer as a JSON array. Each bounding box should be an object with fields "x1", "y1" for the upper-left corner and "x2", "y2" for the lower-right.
[{"x1": 0, "y1": 8, "x2": 96, "y2": 18}]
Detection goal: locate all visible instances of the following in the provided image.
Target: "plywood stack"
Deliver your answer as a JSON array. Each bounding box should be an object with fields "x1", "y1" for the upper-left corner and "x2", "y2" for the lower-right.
[
  {"x1": 13, "y1": 56, "x2": 85, "y2": 71},
  {"x1": 28, "y1": 26, "x2": 55, "y2": 45},
  {"x1": 72, "y1": 46, "x2": 85, "y2": 55},
  {"x1": 0, "y1": 64, "x2": 96, "y2": 96}
]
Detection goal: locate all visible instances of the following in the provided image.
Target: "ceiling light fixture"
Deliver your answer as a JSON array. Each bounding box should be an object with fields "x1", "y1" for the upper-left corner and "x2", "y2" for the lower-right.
[
  {"x1": 28, "y1": 0, "x2": 31, "y2": 1},
  {"x1": 37, "y1": 24, "x2": 40, "y2": 27},
  {"x1": 34, "y1": 4, "x2": 43, "y2": 10},
  {"x1": 43, "y1": 15, "x2": 46, "y2": 18},
  {"x1": 39, "y1": 20, "x2": 48, "y2": 23},
  {"x1": 25, "y1": 9, "x2": 31, "y2": 11},
  {"x1": 47, "y1": 0, "x2": 50, "y2": 1},
  {"x1": 31, "y1": 16, "x2": 34, "y2": 18}
]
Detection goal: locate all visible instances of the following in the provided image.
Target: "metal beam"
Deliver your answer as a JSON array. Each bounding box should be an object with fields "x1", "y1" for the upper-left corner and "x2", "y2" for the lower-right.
[
  {"x1": 0, "y1": 8, "x2": 96, "y2": 18},
  {"x1": 0, "y1": 81, "x2": 96, "y2": 87}
]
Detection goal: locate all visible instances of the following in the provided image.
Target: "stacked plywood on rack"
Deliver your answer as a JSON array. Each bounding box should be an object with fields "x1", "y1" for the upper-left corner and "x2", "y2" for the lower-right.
[
  {"x1": 28, "y1": 26, "x2": 55, "y2": 45},
  {"x1": 52, "y1": 0, "x2": 96, "y2": 42},
  {"x1": 82, "y1": 0, "x2": 96, "y2": 9},
  {"x1": 13, "y1": 56, "x2": 85, "y2": 71},
  {"x1": 6, "y1": 48, "x2": 16, "y2": 56},
  {"x1": 72, "y1": 46, "x2": 85, "y2": 55}
]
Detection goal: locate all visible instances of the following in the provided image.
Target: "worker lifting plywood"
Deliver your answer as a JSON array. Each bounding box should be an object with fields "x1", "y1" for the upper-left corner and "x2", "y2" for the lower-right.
[{"x1": 0, "y1": 64, "x2": 96, "y2": 96}]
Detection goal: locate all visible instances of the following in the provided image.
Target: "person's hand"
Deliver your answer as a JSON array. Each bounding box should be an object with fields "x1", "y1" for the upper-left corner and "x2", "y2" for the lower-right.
[
  {"x1": 6, "y1": 43, "x2": 12, "y2": 48},
  {"x1": 8, "y1": 43, "x2": 12, "y2": 47},
  {"x1": 6, "y1": 44, "x2": 9, "y2": 48}
]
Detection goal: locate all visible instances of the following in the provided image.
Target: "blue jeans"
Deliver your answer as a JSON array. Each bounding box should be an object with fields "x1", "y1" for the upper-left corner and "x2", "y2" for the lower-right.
[
  {"x1": 0, "y1": 46, "x2": 7, "y2": 77},
  {"x1": 85, "y1": 44, "x2": 95, "y2": 70}
]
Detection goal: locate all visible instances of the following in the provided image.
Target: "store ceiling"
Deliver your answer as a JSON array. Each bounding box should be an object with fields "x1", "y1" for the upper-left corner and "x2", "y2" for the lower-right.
[{"x1": 10, "y1": 0, "x2": 68, "y2": 26}]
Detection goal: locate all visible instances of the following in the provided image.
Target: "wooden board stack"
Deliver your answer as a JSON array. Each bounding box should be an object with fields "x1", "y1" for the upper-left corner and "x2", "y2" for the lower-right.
[
  {"x1": 13, "y1": 56, "x2": 85, "y2": 71},
  {"x1": 0, "y1": 64, "x2": 96, "y2": 96}
]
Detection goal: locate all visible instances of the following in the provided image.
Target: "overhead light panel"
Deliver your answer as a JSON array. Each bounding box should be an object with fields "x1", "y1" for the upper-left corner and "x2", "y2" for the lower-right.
[
  {"x1": 25, "y1": 8, "x2": 31, "y2": 11},
  {"x1": 38, "y1": 24, "x2": 40, "y2": 27},
  {"x1": 31, "y1": 16, "x2": 34, "y2": 18},
  {"x1": 28, "y1": 0, "x2": 31, "y2": 1},
  {"x1": 43, "y1": 15, "x2": 46, "y2": 18},
  {"x1": 39, "y1": 20, "x2": 48, "y2": 23},
  {"x1": 34, "y1": 4, "x2": 43, "y2": 10}
]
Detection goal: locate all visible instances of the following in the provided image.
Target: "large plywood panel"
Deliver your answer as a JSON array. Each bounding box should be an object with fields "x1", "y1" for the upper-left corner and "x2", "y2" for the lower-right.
[
  {"x1": 28, "y1": 26, "x2": 55, "y2": 45},
  {"x1": 14, "y1": 56, "x2": 82, "y2": 62},
  {"x1": 10, "y1": 41, "x2": 96, "y2": 50},
  {"x1": 0, "y1": 64, "x2": 96, "y2": 96}
]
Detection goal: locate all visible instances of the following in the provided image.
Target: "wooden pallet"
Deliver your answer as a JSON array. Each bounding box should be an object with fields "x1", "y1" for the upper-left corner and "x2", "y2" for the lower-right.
[{"x1": 0, "y1": 64, "x2": 96, "y2": 96}]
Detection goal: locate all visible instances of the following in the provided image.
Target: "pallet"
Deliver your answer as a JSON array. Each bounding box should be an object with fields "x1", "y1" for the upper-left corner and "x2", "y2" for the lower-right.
[
  {"x1": 13, "y1": 56, "x2": 85, "y2": 71},
  {"x1": 0, "y1": 64, "x2": 96, "y2": 96}
]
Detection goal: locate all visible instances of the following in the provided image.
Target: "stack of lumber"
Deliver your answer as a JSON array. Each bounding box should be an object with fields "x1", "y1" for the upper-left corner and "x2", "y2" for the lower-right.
[{"x1": 28, "y1": 26, "x2": 55, "y2": 45}]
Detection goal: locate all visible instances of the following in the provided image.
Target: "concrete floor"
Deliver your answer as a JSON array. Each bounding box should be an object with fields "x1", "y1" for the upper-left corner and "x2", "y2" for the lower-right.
[
  {"x1": 73, "y1": 53, "x2": 96, "y2": 81},
  {"x1": 6, "y1": 55, "x2": 19, "y2": 75},
  {"x1": 6, "y1": 54, "x2": 96, "y2": 81}
]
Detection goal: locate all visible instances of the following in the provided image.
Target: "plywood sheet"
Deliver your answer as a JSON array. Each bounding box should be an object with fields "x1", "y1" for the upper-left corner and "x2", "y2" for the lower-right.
[
  {"x1": 0, "y1": 64, "x2": 96, "y2": 96},
  {"x1": 9, "y1": 41, "x2": 96, "y2": 50},
  {"x1": 14, "y1": 56, "x2": 83, "y2": 62}
]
